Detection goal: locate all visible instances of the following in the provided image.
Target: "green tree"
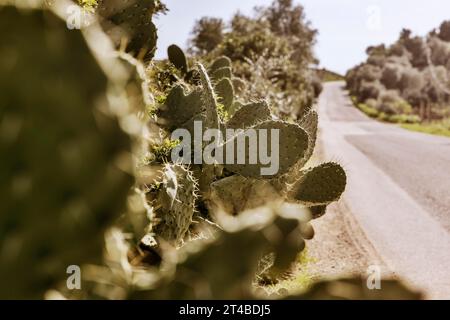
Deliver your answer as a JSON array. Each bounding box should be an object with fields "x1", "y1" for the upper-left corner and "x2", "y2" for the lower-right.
[
  {"x1": 189, "y1": 17, "x2": 224, "y2": 55},
  {"x1": 438, "y1": 21, "x2": 450, "y2": 42}
]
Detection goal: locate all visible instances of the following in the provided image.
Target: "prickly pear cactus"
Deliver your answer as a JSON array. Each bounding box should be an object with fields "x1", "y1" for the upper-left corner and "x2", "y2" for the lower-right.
[
  {"x1": 158, "y1": 63, "x2": 221, "y2": 133},
  {"x1": 209, "y1": 176, "x2": 282, "y2": 215},
  {"x1": 155, "y1": 51, "x2": 346, "y2": 224},
  {"x1": 96, "y1": 0, "x2": 159, "y2": 61},
  {"x1": 211, "y1": 66, "x2": 233, "y2": 81},
  {"x1": 130, "y1": 204, "x2": 314, "y2": 299},
  {"x1": 157, "y1": 85, "x2": 203, "y2": 133},
  {"x1": 223, "y1": 120, "x2": 309, "y2": 178},
  {"x1": 209, "y1": 56, "x2": 232, "y2": 73},
  {"x1": 197, "y1": 63, "x2": 220, "y2": 131},
  {"x1": 0, "y1": 4, "x2": 133, "y2": 299},
  {"x1": 168, "y1": 44, "x2": 188, "y2": 74},
  {"x1": 215, "y1": 78, "x2": 234, "y2": 113},
  {"x1": 291, "y1": 162, "x2": 347, "y2": 206},
  {"x1": 148, "y1": 164, "x2": 198, "y2": 246},
  {"x1": 297, "y1": 109, "x2": 318, "y2": 166},
  {"x1": 226, "y1": 101, "x2": 271, "y2": 129}
]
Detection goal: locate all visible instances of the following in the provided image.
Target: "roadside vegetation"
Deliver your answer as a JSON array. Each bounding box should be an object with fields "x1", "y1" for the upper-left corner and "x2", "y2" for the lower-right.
[
  {"x1": 402, "y1": 120, "x2": 450, "y2": 137},
  {"x1": 187, "y1": 0, "x2": 322, "y2": 119},
  {"x1": 315, "y1": 68, "x2": 344, "y2": 82},
  {"x1": 346, "y1": 21, "x2": 450, "y2": 136}
]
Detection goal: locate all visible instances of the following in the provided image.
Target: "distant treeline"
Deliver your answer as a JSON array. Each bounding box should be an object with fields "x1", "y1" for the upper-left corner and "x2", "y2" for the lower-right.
[{"x1": 346, "y1": 22, "x2": 450, "y2": 121}]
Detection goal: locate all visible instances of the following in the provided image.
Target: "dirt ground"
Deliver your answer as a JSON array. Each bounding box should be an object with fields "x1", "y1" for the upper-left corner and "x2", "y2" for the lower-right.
[
  {"x1": 299, "y1": 131, "x2": 394, "y2": 283},
  {"x1": 306, "y1": 199, "x2": 389, "y2": 281}
]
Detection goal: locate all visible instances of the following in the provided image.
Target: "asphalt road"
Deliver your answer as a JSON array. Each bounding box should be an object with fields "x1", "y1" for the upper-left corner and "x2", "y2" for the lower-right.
[{"x1": 318, "y1": 81, "x2": 450, "y2": 299}]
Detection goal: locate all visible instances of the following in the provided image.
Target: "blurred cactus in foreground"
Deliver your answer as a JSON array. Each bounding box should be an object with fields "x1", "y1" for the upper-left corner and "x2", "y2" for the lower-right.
[
  {"x1": 58, "y1": 204, "x2": 421, "y2": 300},
  {"x1": 0, "y1": 1, "x2": 134, "y2": 299}
]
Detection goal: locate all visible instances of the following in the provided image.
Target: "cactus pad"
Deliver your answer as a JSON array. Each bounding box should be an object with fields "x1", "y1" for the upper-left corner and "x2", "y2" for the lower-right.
[
  {"x1": 215, "y1": 78, "x2": 235, "y2": 113},
  {"x1": 209, "y1": 56, "x2": 232, "y2": 74},
  {"x1": 226, "y1": 101, "x2": 272, "y2": 129},
  {"x1": 97, "y1": 0, "x2": 158, "y2": 61},
  {"x1": 224, "y1": 121, "x2": 309, "y2": 178},
  {"x1": 150, "y1": 164, "x2": 197, "y2": 246},
  {"x1": 292, "y1": 162, "x2": 347, "y2": 206},
  {"x1": 168, "y1": 44, "x2": 188, "y2": 74}
]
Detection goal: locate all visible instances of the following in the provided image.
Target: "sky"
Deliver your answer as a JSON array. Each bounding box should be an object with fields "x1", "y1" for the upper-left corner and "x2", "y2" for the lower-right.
[{"x1": 154, "y1": 0, "x2": 450, "y2": 74}]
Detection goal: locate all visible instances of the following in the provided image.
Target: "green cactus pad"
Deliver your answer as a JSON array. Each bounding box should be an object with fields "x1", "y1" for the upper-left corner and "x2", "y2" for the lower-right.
[
  {"x1": 157, "y1": 85, "x2": 203, "y2": 132},
  {"x1": 197, "y1": 63, "x2": 220, "y2": 130},
  {"x1": 167, "y1": 44, "x2": 188, "y2": 74},
  {"x1": 292, "y1": 162, "x2": 347, "y2": 206},
  {"x1": 298, "y1": 109, "x2": 318, "y2": 165},
  {"x1": 215, "y1": 78, "x2": 234, "y2": 112},
  {"x1": 211, "y1": 66, "x2": 232, "y2": 81},
  {"x1": 209, "y1": 56, "x2": 232, "y2": 73},
  {"x1": 209, "y1": 176, "x2": 282, "y2": 215},
  {"x1": 226, "y1": 101, "x2": 272, "y2": 129},
  {"x1": 224, "y1": 121, "x2": 309, "y2": 178},
  {"x1": 97, "y1": 0, "x2": 158, "y2": 61},
  {"x1": 0, "y1": 4, "x2": 133, "y2": 299},
  {"x1": 151, "y1": 164, "x2": 197, "y2": 246}
]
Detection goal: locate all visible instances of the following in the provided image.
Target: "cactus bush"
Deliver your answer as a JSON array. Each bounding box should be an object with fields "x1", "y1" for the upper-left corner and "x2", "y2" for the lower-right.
[
  {"x1": 141, "y1": 45, "x2": 348, "y2": 284},
  {"x1": 152, "y1": 44, "x2": 346, "y2": 235},
  {"x1": 0, "y1": 2, "x2": 133, "y2": 299},
  {"x1": 147, "y1": 164, "x2": 198, "y2": 247},
  {"x1": 96, "y1": 0, "x2": 159, "y2": 61}
]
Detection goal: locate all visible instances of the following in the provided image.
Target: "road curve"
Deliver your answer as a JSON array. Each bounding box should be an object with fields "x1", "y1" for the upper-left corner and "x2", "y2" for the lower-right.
[{"x1": 318, "y1": 81, "x2": 450, "y2": 299}]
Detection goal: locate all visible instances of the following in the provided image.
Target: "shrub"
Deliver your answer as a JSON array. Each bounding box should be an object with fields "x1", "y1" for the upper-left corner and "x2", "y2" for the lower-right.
[
  {"x1": 381, "y1": 64, "x2": 402, "y2": 89},
  {"x1": 377, "y1": 90, "x2": 412, "y2": 115},
  {"x1": 358, "y1": 102, "x2": 379, "y2": 118},
  {"x1": 189, "y1": 17, "x2": 225, "y2": 55},
  {"x1": 438, "y1": 20, "x2": 450, "y2": 42},
  {"x1": 358, "y1": 80, "x2": 383, "y2": 101},
  {"x1": 388, "y1": 114, "x2": 421, "y2": 124}
]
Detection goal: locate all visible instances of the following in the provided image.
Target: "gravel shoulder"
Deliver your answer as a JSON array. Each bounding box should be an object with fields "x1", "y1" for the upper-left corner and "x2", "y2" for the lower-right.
[{"x1": 303, "y1": 134, "x2": 392, "y2": 282}]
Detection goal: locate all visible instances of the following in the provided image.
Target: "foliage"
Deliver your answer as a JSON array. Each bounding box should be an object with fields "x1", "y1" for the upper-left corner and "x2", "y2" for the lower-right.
[
  {"x1": 402, "y1": 119, "x2": 450, "y2": 137},
  {"x1": 315, "y1": 68, "x2": 344, "y2": 82},
  {"x1": 188, "y1": 17, "x2": 225, "y2": 56},
  {"x1": 188, "y1": 0, "x2": 319, "y2": 119},
  {"x1": 149, "y1": 139, "x2": 180, "y2": 163},
  {"x1": 0, "y1": 2, "x2": 134, "y2": 299},
  {"x1": 346, "y1": 20, "x2": 450, "y2": 122}
]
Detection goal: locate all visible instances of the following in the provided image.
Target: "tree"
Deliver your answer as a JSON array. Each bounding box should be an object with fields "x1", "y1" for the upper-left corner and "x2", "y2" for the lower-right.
[
  {"x1": 399, "y1": 30, "x2": 428, "y2": 69},
  {"x1": 438, "y1": 21, "x2": 450, "y2": 42},
  {"x1": 260, "y1": 0, "x2": 318, "y2": 66},
  {"x1": 381, "y1": 64, "x2": 402, "y2": 90},
  {"x1": 189, "y1": 17, "x2": 224, "y2": 55}
]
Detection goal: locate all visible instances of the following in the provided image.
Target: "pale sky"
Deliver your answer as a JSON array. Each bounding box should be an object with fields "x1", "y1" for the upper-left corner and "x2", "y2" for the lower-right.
[{"x1": 154, "y1": 0, "x2": 450, "y2": 74}]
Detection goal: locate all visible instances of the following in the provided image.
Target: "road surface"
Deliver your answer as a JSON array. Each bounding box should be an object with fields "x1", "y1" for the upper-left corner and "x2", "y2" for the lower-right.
[{"x1": 318, "y1": 81, "x2": 450, "y2": 299}]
